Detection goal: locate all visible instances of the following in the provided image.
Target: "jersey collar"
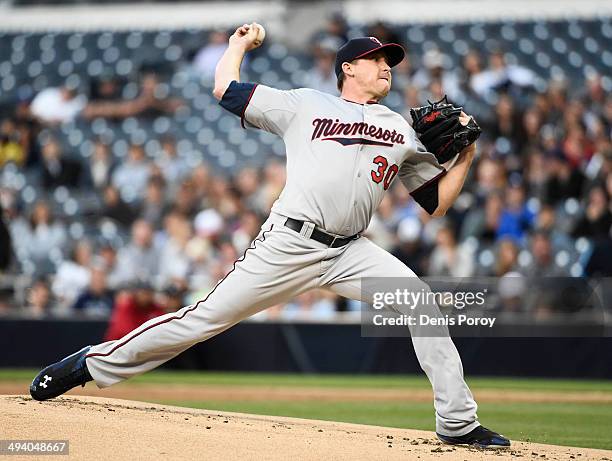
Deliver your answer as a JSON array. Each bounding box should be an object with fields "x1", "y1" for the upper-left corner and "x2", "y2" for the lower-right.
[{"x1": 341, "y1": 97, "x2": 379, "y2": 105}]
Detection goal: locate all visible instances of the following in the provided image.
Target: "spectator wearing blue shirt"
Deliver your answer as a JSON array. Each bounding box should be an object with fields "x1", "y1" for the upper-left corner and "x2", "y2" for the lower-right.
[
  {"x1": 497, "y1": 181, "x2": 535, "y2": 242},
  {"x1": 72, "y1": 266, "x2": 115, "y2": 318}
]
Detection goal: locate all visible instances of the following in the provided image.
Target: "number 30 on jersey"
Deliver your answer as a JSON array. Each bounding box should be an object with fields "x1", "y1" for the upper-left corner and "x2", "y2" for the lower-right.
[{"x1": 371, "y1": 155, "x2": 399, "y2": 190}]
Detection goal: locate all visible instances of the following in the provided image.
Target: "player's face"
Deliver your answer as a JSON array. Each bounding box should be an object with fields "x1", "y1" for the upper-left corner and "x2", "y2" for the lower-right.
[{"x1": 352, "y1": 51, "x2": 392, "y2": 99}]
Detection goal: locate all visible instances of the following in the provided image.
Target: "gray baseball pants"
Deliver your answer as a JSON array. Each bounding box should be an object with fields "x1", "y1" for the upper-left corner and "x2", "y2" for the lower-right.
[{"x1": 85, "y1": 211, "x2": 479, "y2": 436}]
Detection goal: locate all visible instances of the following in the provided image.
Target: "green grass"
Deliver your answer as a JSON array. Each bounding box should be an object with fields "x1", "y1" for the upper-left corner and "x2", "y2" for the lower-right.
[
  {"x1": 2, "y1": 369, "x2": 612, "y2": 393},
  {"x1": 152, "y1": 400, "x2": 612, "y2": 450},
  {"x1": 3, "y1": 369, "x2": 611, "y2": 449}
]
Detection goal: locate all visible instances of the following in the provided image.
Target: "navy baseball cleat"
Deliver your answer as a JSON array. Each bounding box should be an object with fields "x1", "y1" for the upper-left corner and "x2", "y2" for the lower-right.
[
  {"x1": 437, "y1": 425, "x2": 510, "y2": 448},
  {"x1": 30, "y1": 346, "x2": 93, "y2": 401}
]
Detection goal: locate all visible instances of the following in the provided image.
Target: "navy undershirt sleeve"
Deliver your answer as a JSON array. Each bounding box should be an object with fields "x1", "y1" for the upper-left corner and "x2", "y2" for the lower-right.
[
  {"x1": 410, "y1": 170, "x2": 446, "y2": 215},
  {"x1": 218, "y1": 81, "x2": 257, "y2": 117}
]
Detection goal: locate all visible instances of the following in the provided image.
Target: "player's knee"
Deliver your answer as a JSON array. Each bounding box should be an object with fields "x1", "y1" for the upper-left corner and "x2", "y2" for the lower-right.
[{"x1": 195, "y1": 301, "x2": 242, "y2": 329}]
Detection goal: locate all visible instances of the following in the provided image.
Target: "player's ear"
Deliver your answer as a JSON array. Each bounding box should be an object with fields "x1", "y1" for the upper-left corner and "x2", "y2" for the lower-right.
[{"x1": 342, "y1": 61, "x2": 355, "y2": 78}]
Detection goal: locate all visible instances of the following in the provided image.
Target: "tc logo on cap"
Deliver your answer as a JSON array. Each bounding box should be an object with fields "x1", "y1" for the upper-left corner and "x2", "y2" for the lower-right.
[{"x1": 369, "y1": 37, "x2": 382, "y2": 46}]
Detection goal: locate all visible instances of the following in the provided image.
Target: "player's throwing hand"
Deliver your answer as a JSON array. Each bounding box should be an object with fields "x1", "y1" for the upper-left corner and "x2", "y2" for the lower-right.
[{"x1": 229, "y1": 23, "x2": 265, "y2": 52}]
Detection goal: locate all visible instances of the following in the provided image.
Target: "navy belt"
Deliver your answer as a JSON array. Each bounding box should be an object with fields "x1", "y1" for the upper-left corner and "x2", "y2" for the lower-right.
[{"x1": 284, "y1": 218, "x2": 360, "y2": 248}]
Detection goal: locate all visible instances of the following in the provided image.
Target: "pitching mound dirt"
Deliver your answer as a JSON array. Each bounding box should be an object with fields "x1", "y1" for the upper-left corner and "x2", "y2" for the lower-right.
[{"x1": 2, "y1": 395, "x2": 611, "y2": 460}]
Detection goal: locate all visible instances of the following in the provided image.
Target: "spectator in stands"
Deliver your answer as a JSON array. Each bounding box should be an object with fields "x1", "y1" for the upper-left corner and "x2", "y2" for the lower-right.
[
  {"x1": 82, "y1": 72, "x2": 181, "y2": 120},
  {"x1": 158, "y1": 212, "x2": 192, "y2": 288},
  {"x1": 304, "y1": 38, "x2": 339, "y2": 95},
  {"x1": 496, "y1": 273, "x2": 527, "y2": 312},
  {"x1": 470, "y1": 49, "x2": 536, "y2": 101},
  {"x1": 496, "y1": 181, "x2": 535, "y2": 242},
  {"x1": 72, "y1": 265, "x2": 115, "y2": 318},
  {"x1": 581, "y1": 73, "x2": 606, "y2": 116},
  {"x1": 459, "y1": 50, "x2": 482, "y2": 97},
  {"x1": 52, "y1": 239, "x2": 92, "y2": 309},
  {"x1": 544, "y1": 80, "x2": 568, "y2": 125},
  {"x1": 23, "y1": 277, "x2": 55, "y2": 319},
  {"x1": 84, "y1": 141, "x2": 115, "y2": 190},
  {"x1": 103, "y1": 282, "x2": 164, "y2": 341},
  {"x1": 172, "y1": 179, "x2": 200, "y2": 220},
  {"x1": 428, "y1": 225, "x2": 474, "y2": 277},
  {"x1": 231, "y1": 209, "x2": 262, "y2": 253},
  {"x1": 544, "y1": 150, "x2": 585, "y2": 204},
  {"x1": 12, "y1": 100, "x2": 40, "y2": 169},
  {"x1": 253, "y1": 160, "x2": 285, "y2": 213},
  {"x1": 392, "y1": 216, "x2": 428, "y2": 275},
  {"x1": 494, "y1": 239, "x2": 519, "y2": 277},
  {"x1": 366, "y1": 195, "x2": 397, "y2": 251},
  {"x1": 603, "y1": 95, "x2": 612, "y2": 131},
  {"x1": 402, "y1": 85, "x2": 421, "y2": 119},
  {"x1": 525, "y1": 148, "x2": 549, "y2": 202},
  {"x1": 456, "y1": 50, "x2": 491, "y2": 119},
  {"x1": 190, "y1": 163, "x2": 212, "y2": 202},
  {"x1": 138, "y1": 177, "x2": 168, "y2": 230},
  {"x1": 158, "y1": 284, "x2": 187, "y2": 314},
  {"x1": 0, "y1": 119, "x2": 27, "y2": 167},
  {"x1": 193, "y1": 30, "x2": 230, "y2": 78},
  {"x1": 283, "y1": 290, "x2": 336, "y2": 321},
  {"x1": 101, "y1": 185, "x2": 136, "y2": 228},
  {"x1": 154, "y1": 136, "x2": 189, "y2": 191},
  {"x1": 9, "y1": 200, "x2": 66, "y2": 267},
  {"x1": 472, "y1": 157, "x2": 506, "y2": 201},
  {"x1": 411, "y1": 49, "x2": 463, "y2": 103},
  {"x1": 460, "y1": 191, "x2": 504, "y2": 244},
  {"x1": 112, "y1": 143, "x2": 150, "y2": 201},
  {"x1": 185, "y1": 234, "x2": 215, "y2": 292},
  {"x1": 367, "y1": 21, "x2": 403, "y2": 46},
  {"x1": 390, "y1": 54, "x2": 415, "y2": 91},
  {"x1": 217, "y1": 240, "x2": 239, "y2": 272},
  {"x1": 521, "y1": 109, "x2": 544, "y2": 154},
  {"x1": 98, "y1": 242, "x2": 122, "y2": 290},
  {"x1": 0, "y1": 24, "x2": 610, "y2": 318},
  {"x1": 40, "y1": 137, "x2": 82, "y2": 190},
  {"x1": 136, "y1": 72, "x2": 183, "y2": 117},
  {"x1": 111, "y1": 219, "x2": 160, "y2": 288},
  {"x1": 0, "y1": 201, "x2": 12, "y2": 272},
  {"x1": 583, "y1": 239, "x2": 612, "y2": 277},
  {"x1": 561, "y1": 124, "x2": 595, "y2": 168},
  {"x1": 536, "y1": 204, "x2": 572, "y2": 250},
  {"x1": 206, "y1": 177, "x2": 240, "y2": 221},
  {"x1": 311, "y1": 13, "x2": 349, "y2": 46},
  {"x1": 488, "y1": 94, "x2": 524, "y2": 154},
  {"x1": 193, "y1": 208, "x2": 224, "y2": 245},
  {"x1": 521, "y1": 231, "x2": 568, "y2": 277},
  {"x1": 89, "y1": 74, "x2": 123, "y2": 102},
  {"x1": 234, "y1": 167, "x2": 260, "y2": 209},
  {"x1": 572, "y1": 185, "x2": 611, "y2": 240},
  {"x1": 30, "y1": 83, "x2": 87, "y2": 124}
]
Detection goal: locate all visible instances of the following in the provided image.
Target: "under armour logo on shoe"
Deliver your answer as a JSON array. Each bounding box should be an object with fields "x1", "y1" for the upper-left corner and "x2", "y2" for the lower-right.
[
  {"x1": 369, "y1": 37, "x2": 382, "y2": 46},
  {"x1": 40, "y1": 375, "x2": 52, "y2": 388}
]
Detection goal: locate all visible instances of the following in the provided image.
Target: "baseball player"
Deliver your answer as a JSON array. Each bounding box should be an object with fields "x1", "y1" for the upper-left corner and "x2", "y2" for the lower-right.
[{"x1": 31, "y1": 24, "x2": 509, "y2": 448}]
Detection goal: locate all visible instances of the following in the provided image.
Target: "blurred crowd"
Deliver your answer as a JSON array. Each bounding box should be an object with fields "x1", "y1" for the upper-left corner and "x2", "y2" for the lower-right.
[{"x1": 0, "y1": 16, "x2": 611, "y2": 329}]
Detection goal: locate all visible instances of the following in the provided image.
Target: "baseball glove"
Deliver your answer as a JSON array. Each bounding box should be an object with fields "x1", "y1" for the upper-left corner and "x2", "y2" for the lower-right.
[{"x1": 409, "y1": 96, "x2": 481, "y2": 164}]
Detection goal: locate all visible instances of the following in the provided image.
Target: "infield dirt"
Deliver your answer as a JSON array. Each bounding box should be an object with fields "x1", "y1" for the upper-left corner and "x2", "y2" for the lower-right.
[{"x1": 2, "y1": 395, "x2": 612, "y2": 461}]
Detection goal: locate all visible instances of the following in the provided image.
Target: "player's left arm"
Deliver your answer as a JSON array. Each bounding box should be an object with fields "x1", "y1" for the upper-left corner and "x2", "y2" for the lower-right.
[
  {"x1": 432, "y1": 142, "x2": 476, "y2": 216},
  {"x1": 430, "y1": 111, "x2": 476, "y2": 216},
  {"x1": 400, "y1": 113, "x2": 476, "y2": 216}
]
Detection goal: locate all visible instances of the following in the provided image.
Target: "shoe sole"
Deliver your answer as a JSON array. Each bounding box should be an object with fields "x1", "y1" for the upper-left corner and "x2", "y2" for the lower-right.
[{"x1": 436, "y1": 433, "x2": 510, "y2": 449}]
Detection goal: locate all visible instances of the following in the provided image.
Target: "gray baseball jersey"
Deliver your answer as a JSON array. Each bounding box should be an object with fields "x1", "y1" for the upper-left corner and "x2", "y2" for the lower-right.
[
  {"x1": 238, "y1": 84, "x2": 446, "y2": 236},
  {"x1": 84, "y1": 81, "x2": 479, "y2": 437}
]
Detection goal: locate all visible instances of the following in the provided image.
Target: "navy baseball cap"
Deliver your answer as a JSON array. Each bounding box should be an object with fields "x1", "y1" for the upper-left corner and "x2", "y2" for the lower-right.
[{"x1": 335, "y1": 37, "x2": 405, "y2": 77}]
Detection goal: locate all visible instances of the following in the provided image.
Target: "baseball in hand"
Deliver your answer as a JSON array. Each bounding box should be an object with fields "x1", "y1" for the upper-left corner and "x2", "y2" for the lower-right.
[{"x1": 251, "y1": 23, "x2": 266, "y2": 49}]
